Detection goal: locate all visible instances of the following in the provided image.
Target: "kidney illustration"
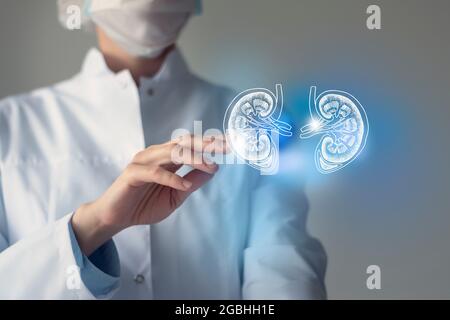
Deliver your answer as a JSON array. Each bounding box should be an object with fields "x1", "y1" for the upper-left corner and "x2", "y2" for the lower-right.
[
  {"x1": 300, "y1": 86, "x2": 369, "y2": 174},
  {"x1": 224, "y1": 84, "x2": 292, "y2": 174}
]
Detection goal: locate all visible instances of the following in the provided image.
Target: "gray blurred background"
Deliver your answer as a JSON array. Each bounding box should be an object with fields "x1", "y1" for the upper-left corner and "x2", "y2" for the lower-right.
[{"x1": 1, "y1": 0, "x2": 450, "y2": 299}]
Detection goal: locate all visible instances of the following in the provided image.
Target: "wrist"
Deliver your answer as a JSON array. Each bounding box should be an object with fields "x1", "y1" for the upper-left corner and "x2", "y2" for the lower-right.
[{"x1": 71, "y1": 202, "x2": 121, "y2": 256}]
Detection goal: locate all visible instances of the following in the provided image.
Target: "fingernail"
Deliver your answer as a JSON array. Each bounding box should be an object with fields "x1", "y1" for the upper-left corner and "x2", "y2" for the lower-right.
[
  {"x1": 183, "y1": 180, "x2": 193, "y2": 189},
  {"x1": 207, "y1": 161, "x2": 217, "y2": 168},
  {"x1": 209, "y1": 164, "x2": 219, "y2": 173}
]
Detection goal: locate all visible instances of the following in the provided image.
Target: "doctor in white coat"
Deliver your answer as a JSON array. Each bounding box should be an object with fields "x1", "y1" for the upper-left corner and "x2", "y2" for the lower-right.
[{"x1": 0, "y1": 0, "x2": 327, "y2": 299}]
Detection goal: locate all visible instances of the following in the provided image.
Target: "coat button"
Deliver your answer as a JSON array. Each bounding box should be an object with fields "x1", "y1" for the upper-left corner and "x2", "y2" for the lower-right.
[
  {"x1": 147, "y1": 88, "x2": 154, "y2": 96},
  {"x1": 118, "y1": 80, "x2": 129, "y2": 90},
  {"x1": 134, "y1": 274, "x2": 145, "y2": 284}
]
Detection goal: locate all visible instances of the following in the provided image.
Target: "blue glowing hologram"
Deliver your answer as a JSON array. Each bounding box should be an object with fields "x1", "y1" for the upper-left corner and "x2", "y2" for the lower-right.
[
  {"x1": 299, "y1": 86, "x2": 369, "y2": 174},
  {"x1": 224, "y1": 84, "x2": 293, "y2": 174}
]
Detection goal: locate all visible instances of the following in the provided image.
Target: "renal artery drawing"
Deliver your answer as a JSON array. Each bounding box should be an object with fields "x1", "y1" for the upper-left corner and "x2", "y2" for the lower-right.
[
  {"x1": 300, "y1": 86, "x2": 369, "y2": 174},
  {"x1": 224, "y1": 84, "x2": 292, "y2": 173}
]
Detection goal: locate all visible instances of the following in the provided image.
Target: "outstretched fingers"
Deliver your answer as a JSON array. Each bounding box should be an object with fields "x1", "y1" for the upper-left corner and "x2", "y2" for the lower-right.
[{"x1": 124, "y1": 163, "x2": 192, "y2": 191}]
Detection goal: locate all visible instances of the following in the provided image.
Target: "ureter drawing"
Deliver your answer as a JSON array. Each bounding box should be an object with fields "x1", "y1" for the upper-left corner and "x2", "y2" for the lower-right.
[
  {"x1": 224, "y1": 84, "x2": 292, "y2": 174},
  {"x1": 300, "y1": 86, "x2": 369, "y2": 174}
]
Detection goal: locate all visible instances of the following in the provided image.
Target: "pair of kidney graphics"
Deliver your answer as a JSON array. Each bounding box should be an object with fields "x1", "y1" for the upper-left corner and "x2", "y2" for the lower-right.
[
  {"x1": 300, "y1": 86, "x2": 369, "y2": 174},
  {"x1": 224, "y1": 84, "x2": 292, "y2": 174}
]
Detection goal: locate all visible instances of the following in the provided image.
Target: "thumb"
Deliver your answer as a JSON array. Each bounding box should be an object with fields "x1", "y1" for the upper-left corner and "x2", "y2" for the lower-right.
[{"x1": 176, "y1": 169, "x2": 216, "y2": 202}]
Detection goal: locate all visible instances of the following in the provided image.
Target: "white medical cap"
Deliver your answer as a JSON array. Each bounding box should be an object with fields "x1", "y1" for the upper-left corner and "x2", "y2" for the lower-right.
[{"x1": 57, "y1": 0, "x2": 202, "y2": 30}]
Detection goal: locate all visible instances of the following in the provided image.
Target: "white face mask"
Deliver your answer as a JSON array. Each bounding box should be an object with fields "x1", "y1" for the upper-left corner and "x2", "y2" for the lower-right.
[{"x1": 77, "y1": 0, "x2": 198, "y2": 58}]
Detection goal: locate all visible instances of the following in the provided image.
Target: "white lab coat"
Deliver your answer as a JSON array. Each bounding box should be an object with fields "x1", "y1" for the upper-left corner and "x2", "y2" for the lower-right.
[{"x1": 0, "y1": 48, "x2": 326, "y2": 299}]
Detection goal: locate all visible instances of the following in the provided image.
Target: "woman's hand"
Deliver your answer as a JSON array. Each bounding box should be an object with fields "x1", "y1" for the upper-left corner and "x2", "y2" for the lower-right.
[{"x1": 71, "y1": 135, "x2": 227, "y2": 256}]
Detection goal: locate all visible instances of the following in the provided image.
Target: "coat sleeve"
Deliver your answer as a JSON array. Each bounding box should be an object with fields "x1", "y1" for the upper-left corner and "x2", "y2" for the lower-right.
[
  {"x1": 0, "y1": 171, "x2": 120, "y2": 300},
  {"x1": 242, "y1": 174, "x2": 327, "y2": 300}
]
